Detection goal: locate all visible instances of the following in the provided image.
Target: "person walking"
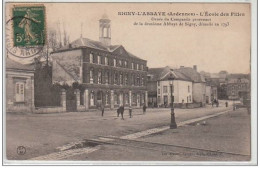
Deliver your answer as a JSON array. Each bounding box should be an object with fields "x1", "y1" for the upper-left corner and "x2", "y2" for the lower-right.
[
  {"x1": 117, "y1": 107, "x2": 120, "y2": 117},
  {"x1": 129, "y1": 106, "x2": 132, "y2": 118},
  {"x1": 143, "y1": 104, "x2": 147, "y2": 114},
  {"x1": 225, "y1": 101, "x2": 228, "y2": 107},
  {"x1": 121, "y1": 105, "x2": 125, "y2": 120},
  {"x1": 101, "y1": 104, "x2": 104, "y2": 117}
]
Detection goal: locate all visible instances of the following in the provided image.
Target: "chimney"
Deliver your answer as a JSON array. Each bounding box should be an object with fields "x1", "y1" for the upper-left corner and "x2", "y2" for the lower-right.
[{"x1": 193, "y1": 65, "x2": 197, "y2": 71}]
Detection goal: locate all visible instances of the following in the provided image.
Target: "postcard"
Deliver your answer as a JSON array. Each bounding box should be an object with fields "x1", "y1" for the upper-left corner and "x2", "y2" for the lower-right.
[{"x1": 3, "y1": 0, "x2": 257, "y2": 165}]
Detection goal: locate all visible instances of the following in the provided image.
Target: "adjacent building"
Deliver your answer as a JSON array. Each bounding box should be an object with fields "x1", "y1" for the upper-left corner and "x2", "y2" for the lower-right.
[
  {"x1": 6, "y1": 57, "x2": 35, "y2": 112},
  {"x1": 147, "y1": 66, "x2": 193, "y2": 107},
  {"x1": 176, "y1": 65, "x2": 206, "y2": 105},
  {"x1": 51, "y1": 14, "x2": 148, "y2": 110},
  {"x1": 227, "y1": 78, "x2": 250, "y2": 100}
]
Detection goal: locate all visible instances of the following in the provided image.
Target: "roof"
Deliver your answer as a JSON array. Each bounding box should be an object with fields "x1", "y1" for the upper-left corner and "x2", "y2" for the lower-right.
[
  {"x1": 227, "y1": 78, "x2": 249, "y2": 84},
  {"x1": 175, "y1": 67, "x2": 206, "y2": 83},
  {"x1": 6, "y1": 58, "x2": 34, "y2": 71},
  {"x1": 148, "y1": 66, "x2": 192, "y2": 82},
  {"x1": 52, "y1": 37, "x2": 145, "y2": 61}
]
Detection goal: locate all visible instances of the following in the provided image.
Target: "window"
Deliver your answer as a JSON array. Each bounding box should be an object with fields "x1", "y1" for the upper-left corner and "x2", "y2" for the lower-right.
[
  {"x1": 163, "y1": 86, "x2": 168, "y2": 93},
  {"x1": 113, "y1": 59, "x2": 116, "y2": 67},
  {"x1": 15, "y1": 82, "x2": 24, "y2": 102},
  {"x1": 141, "y1": 64, "x2": 143, "y2": 70},
  {"x1": 141, "y1": 77, "x2": 144, "y2": 86},
  {"x1": 114, "y1": 73, "x2": 118, "y2": 84},
  {"x1": 132, "y1": 75, "x2": 135, "y2": 85},
  {"x1": 188, "y1": 85, "x2": 190, "y2": 93},
  {"x1": 137, "y1": 76, "x2": 140, "y2": 86},
  {"x1": 90, "y1": 69, "x2": 94, "y2": 83},
  {"x1": 158, "y1": 89, "x2": 160, "y2": 94},
  {"x1": 158, "y1": 82, "x2": 160, "y2": 86},
  {"x1": 137, "y1": 64, "x2": 139, "y2": 70},
  {"x1": 125, "y1": 75, "x2": 128, "y2": 85},
  {"x1": 119, "y1": 60, "x2": 122, "y2": 66},
  {"x1": 97, "y1": 56, "x2": 101, "y2": 64},
  {"x1": 125, "y1": 61, "x2": 128, "y2": 68},
  {"x1": 105, "y1": 57, "x2": 108, "y2": 65},
  {"x1": 120, "y1": 74, "x2": 123, "y2": 85},
  {"x1": 189, "y1": 95, "x2": 191, "y2": 102},
  {"x1": 105, "y1": 71, "x2": 109, "y2": 84},
  {"x1": 98, "y1": 71, "x2": 102, "y2": 84},
  {"x1": 132, "y1": 62, "x2": 134, "y2": 69},
  {"x1": 90, "y1": 53, "x2": 94, "y2": 63}
]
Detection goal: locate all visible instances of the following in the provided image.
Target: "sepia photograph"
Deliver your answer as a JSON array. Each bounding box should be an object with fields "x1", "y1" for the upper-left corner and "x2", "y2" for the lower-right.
[{"x1": 3, "y1": 0, "x2": 257, "y2": 165}]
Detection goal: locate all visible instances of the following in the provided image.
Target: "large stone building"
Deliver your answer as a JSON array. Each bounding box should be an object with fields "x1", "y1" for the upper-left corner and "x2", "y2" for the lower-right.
[
  {"x1": 51, "y1": 15, "x2": 148, "y2": 110},
  {"x1": 147, "y1": 66, "x2": 193, "y2": 107},
  {"x1": 6, "y1": 57, "x2": 35, "y2": 112}
]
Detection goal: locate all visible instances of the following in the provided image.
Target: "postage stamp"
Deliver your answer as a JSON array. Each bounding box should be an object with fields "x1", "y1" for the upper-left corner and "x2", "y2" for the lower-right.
[{"x1": 12, "y1": 5, "x2": 45, "y2": 46}]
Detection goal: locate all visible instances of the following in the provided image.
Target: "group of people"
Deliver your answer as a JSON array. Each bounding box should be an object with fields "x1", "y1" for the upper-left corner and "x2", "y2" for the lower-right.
[{"x1": 99, "y1": 104, "x2": 147, "y2": 120}]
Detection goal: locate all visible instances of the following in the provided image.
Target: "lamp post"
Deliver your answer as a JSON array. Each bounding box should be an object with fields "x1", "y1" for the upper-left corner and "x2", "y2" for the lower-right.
[{"x1": 168, "y1": 74, "x2": 177, "y2": 129}]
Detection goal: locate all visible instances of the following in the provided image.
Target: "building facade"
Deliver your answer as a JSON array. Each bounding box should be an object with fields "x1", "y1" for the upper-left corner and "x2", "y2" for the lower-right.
[
  {"x1": 227, "y1": 78, "x2": 249, "y2": 100},
  {"x1": 51, "y1": 15, "x2": 148, "y2": 110},
  {"x1": 6, "y1": 58, "x2": 35, "y2": 112},
  {"x1": 176, "y1": 66, "x2": 206, "y2": 105},
  {"x1": 147, "y1": 66, "x2": 193, "y2": 107}
]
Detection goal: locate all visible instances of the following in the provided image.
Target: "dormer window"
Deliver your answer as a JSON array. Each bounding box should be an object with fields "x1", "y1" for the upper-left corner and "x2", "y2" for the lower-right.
[
  {"x1": 97, "y1": 56, "x2": 101, "y2": 64},
  {"x1": 90, "y1": 53, "x2": 94, "y2": 63},
  {"x1": 113, "y1": 59, "x2": 116, "y2": 67},
  {"x1": 105, "y1": 57, "x2": 108, "y2": 65}
]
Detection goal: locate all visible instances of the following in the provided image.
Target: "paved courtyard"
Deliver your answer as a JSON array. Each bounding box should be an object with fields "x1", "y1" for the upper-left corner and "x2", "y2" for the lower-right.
[{"x1": 5, "y1": 103, "x2": 247, "y2": 161}]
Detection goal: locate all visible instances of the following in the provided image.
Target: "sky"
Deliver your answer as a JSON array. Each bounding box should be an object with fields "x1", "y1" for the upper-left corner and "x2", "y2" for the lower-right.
[{"x1": 6, "y1": 3, "x2": 251, "y2": 74}]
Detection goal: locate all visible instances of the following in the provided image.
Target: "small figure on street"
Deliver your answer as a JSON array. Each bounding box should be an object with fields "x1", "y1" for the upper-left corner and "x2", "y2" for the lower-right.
[
  {"x1": 117, "y1": 107, "x2": 120, "y2": 117},
  {"x1": 120, "y1": 105, "x2": 125, "y2": 120},
  {"x1": 143, "y1": 104, "x2": 147, "y2": 114},
  {"x1": 225, "y1": 101, "x2": 228, "y2": 107},
  {"x1": 216, "y1": 100, "x2": 219, "y2": 107},
  {"x1": 129, "y1": 106, "x2": 132, "y2": 118},
  {"x1": 101, "y1": 104, "x2": 104, "y2": 117}
]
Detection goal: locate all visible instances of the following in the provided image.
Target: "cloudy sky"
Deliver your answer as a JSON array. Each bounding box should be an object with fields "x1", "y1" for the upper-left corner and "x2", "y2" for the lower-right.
[{"x1": 7, "y1": 3, "x2": 251, "y2": 74}]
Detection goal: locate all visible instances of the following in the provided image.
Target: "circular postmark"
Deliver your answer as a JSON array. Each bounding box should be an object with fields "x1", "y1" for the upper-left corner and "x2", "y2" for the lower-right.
[
  {"x1": 6, "y1": 16, "x2": 44, "y2": 59},
  {"x1": 17, "y1": 146, "x2": 26, "y2": 155}
]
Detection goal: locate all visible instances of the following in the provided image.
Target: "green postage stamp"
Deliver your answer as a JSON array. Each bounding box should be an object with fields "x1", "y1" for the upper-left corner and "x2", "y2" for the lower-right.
[{"x1": 12, "y1": 5, "x2": 45, "y2": 46}]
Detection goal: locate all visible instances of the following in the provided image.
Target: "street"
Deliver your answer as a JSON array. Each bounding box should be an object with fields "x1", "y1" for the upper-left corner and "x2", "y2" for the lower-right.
[{"x1": 5, "y1": 104, "x2": 250, "y2": 161}]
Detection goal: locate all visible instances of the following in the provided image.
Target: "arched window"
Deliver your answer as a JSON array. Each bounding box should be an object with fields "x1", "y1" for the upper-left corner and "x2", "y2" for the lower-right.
[{"x1": 90, "y1": 92, "x2": 94, "y2": 106}]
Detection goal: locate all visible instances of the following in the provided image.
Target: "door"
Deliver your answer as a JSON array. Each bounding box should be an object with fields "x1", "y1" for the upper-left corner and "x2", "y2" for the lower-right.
[
  {"x1": 164, "y1": 95, "x2": 168, "y2": 107},
  {"x1": 15, "y1": 82, "x2": 25, "y2": 102},
  {"x1": 137, "y1": 94, "x2": 140, "y2": 107}
]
